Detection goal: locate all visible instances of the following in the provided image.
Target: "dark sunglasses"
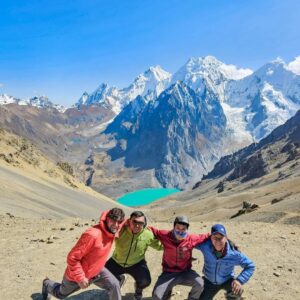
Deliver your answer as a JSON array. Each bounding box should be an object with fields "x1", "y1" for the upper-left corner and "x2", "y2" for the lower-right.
[{"x1": 132, "y1": 219, "x2": 145, "y2": 226}]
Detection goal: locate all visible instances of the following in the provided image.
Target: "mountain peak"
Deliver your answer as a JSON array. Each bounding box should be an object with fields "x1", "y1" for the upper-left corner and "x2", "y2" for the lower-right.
[{"x1": 136, "y1": 65, "x2": 171, "y2": 82}]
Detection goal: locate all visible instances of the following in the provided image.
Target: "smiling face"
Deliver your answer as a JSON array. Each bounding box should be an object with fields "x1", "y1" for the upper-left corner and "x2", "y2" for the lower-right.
[
  {"x1": 106, "y1": 217, "x2": 123, "y2": 234},
  {"x1": 129, "y1": 216, "x2": 146, "y2": 234},
  {"x1": 211, "y1": 233, "x2": 227, "y2": 251}
]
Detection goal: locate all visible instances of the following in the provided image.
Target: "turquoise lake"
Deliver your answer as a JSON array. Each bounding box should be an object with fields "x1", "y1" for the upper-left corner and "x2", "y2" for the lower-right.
[{"x1": 117, "y1": 188, "x2": 180, "y2": 206}]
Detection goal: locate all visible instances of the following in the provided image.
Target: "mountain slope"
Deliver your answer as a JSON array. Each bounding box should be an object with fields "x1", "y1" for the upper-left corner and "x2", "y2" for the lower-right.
[
  {"x1": 147, "y1": 110, "x2": 300, "y2": 223},
  {"x1": 0, "y1": 128, "x2": 125, "y2": 218}
]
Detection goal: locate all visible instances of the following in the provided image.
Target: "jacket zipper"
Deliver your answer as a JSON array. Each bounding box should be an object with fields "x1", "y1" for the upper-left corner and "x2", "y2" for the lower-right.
[
  {"x1": 215, "y1": 261, "x2": 218, "y2": 284},
  {"x1": 134, "y1": 239, "x2": 138, "y2": 252},
  {"x1": 123, "y1": 234, "x2": 135, "y2": 266}
]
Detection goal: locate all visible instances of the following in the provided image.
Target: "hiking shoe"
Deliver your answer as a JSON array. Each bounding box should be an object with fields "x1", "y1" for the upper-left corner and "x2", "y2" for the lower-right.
[
  {"x1": 225, "y1": 290, "x2": 244, "y2": 300},
  {"x1": 119, "y1": 274, "x2": 126, "y2": 288},
  {"x1": 164, "y1": 289, "x2": 172, "y2": 300},
  {"x1": 42, "y1": 278, "x2": 51, "y2": 300}
]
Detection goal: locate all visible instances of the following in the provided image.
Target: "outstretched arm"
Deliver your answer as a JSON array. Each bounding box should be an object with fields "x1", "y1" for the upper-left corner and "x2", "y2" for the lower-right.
[
  {"x1": 192, "y1": 232, "x2": 211, "y2": 247},
  {"x1": 148, "y1": 226, "x2": 168, "y2": 242}
]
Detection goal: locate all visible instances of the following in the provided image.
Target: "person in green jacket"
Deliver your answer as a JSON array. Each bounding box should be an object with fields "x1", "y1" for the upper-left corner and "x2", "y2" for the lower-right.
[{"x1": 105, "y1": 210, "x2": 162, "y2": 300}]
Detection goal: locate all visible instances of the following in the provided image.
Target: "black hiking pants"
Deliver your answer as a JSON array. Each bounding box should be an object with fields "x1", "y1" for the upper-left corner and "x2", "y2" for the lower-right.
[
  {"x1": 105, "y1": 258, "x2": 151, "y2": 291},
  {"x1": 199, "y1": 277, "x2": 243, "y2": 300}
]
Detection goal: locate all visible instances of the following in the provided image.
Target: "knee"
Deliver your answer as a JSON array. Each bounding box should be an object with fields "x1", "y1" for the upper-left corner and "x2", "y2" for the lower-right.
[
  {"x1": 195, "y1": 276, "x2": 204, "y2": 287},
  {"x1": 107, "y1": 276, "x2": 121, "y2": 291},
  {"x1": 137, "y1": 278, "x2": 151, "y2": 289}
]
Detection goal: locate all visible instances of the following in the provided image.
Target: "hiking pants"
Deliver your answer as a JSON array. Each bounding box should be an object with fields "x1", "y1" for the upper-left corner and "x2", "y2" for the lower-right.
[
  {"x1": 105, "y1": 258, "x2": 151, "y2": 291},
  {"x1": 44, "y1": 267, "x2": 121, "y2": 300},
  {"x1": 199, "y1": 277, "x2": 243, "y2": 300},
  {"x1": 152, "y1": 269, "x2": 204, "y2": 300}
]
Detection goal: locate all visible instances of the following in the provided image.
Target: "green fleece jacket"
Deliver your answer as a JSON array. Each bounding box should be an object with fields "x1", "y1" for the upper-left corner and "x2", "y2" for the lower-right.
[{"x1": 112, "y1": 225, "x2": 162, "y2": 267}]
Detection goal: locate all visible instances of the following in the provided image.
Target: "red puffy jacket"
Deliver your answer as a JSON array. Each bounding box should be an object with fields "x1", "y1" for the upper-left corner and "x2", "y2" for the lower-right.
[
  {"x1": 150, "y1": 227, "x2": 210, "y2": 272},
  {"x1": 64, "y1": 210, "x2": 119, "y2": 283}
]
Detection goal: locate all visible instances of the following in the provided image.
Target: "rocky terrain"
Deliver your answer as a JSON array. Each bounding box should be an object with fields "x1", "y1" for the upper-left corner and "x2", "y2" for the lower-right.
[
  {"x1": 147, "y1": 110, "x2": 300, "y2": 225},
  {"x1": 1, "y1": 215, "x2": 299, "y2": 300}
]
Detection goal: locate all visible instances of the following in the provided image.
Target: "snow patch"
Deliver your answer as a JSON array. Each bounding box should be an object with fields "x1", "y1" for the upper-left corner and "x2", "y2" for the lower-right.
[{"x1": 287, "y1": 56, "x2": 300, "y2": 75}]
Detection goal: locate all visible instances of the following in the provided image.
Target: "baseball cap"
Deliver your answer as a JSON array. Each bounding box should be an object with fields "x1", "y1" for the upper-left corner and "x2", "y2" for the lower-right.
[
  {"x1": 174, "y1": 215, "x2": 189, "y2": 228},
  {"x1": 211, "y1": 224, "x2": 227, "y2": 236}
]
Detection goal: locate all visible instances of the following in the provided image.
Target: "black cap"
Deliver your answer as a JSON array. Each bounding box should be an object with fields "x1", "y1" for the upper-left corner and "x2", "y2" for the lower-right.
[{"x1": 174, "y1": 215, "x2": 189, "y2": 228}]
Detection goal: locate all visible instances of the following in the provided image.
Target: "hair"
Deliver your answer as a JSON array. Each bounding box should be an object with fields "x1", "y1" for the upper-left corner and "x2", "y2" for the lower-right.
[
  {"x1": 130, "y1": 210, "x2": 145, "y2": 218},
  {"x1": 107, "y1": 208, "x2": 125, "y2": 222},
  {"x1": 130, "y1": 210, "x2": 147, "y2": 227}
]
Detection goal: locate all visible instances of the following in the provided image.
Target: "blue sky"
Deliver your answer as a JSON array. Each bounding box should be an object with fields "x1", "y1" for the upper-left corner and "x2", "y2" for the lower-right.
[{"x1": 0, "y1": 0, "x2": 299, "y2": 106}]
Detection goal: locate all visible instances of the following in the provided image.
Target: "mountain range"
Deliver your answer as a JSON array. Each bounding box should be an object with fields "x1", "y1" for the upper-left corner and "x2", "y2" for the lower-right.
[{"x1": 1, "y1": 55, "x2": 300, "y2": 195}]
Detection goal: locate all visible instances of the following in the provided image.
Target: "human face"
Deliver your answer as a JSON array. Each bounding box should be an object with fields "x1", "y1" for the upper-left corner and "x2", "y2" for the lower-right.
[
  {"x1": 106, "y1": 217, "x2": 123, "y2": 234},
  {"x1": 211, "y1": 233, "x2": 227, "y2": 251},
  {"x1": 173, "y1": 223, "x2": 188, "y2": 240},
  {"x1": 129, "y1": 216, "x2": 145, "y2": 234}
]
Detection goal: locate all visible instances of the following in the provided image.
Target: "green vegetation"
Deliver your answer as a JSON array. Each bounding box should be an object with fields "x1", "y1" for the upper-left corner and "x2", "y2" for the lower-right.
[{"x1": 57, "y1": 161, "x2": 74, "y2": 176}]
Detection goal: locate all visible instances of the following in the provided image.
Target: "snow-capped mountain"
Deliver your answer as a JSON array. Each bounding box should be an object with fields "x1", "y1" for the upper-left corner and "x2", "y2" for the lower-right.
[
  {"x1": 106, "y1": 81, "x2": 228, "y2": 188},
  {"x1": 171, "y1": 56, "x2": 253, "y2": 102},
  {"x1": 225, "y1": 59, "x2": 300, "y2": 140},
  {"x1": 2, "y1": 55, "x2": 300, "y2": 190},
  {"x1": 102, "y1": 55, "x2": 300, "y2": 188},
  {"x1": 0, "y1": 94, "x2": 66, "y2": 112},
  {"x1": 0, "y1": 94, "x2": 23, "y2": 105},
  {"x1": 74, "y1": 66, "x2": 171, "y2": 114}
]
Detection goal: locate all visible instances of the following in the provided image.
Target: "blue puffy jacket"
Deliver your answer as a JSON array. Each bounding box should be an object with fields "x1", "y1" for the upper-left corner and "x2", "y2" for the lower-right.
[{"x1": 196, "y1": 240, "x2": 255, "y2": 285}]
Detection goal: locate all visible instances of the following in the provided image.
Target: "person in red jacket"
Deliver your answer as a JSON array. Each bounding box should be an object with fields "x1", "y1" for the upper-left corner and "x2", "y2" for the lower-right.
[
  {"x1": 150, "y1": 216, "x2": 210, "y2": 300},
  {"x1": 41, "y1": 208, "x2": 125, "y2": 300}
]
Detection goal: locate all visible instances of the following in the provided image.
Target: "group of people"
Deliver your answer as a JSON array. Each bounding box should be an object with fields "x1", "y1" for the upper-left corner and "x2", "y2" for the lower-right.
[{"x1": 42, "y1": 207, "x2": 255, "y2": 300}]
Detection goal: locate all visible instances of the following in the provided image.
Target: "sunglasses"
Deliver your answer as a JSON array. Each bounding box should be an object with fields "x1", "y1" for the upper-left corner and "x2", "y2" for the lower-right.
[
  {"x1": 132, "y1": 219, "x2": 145, "y2": 226},
  {"x1": 212, "y1": 235, "x2": 225, "y2": 241}
]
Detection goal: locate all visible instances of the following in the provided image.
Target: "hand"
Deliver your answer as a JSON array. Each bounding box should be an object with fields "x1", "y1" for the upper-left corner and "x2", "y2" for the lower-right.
[
  {"x1": 231, "y1": 279, "x2": 242, "y2": 294},
  {"x1": 78, "y1": 278, "x2": 89, "y2": 289}
]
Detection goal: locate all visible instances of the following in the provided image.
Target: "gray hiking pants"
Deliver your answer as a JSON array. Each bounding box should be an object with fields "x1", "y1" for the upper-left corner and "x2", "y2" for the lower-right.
[
  {"x1": 44, "y1": 267, "x2": 121, "y2": 300},
  {"x1": 152, "y1": 269, "x2": 204, "y2": 300}
]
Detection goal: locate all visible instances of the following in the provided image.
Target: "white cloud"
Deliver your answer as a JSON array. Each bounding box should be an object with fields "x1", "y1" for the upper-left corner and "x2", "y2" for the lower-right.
[
  {"x1": 0, "y1": 83, "x2": 4, "y2": 88},
  {"x1": 287, "y1": 56, "x2": 300, "y2": 75}
]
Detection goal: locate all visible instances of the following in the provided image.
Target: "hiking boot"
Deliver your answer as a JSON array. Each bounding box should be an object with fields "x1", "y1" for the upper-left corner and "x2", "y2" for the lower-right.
[
  {"x1": 133, "y1": 295, "x2": 142, "y2": 300},
  {"x1": 225, "y1": 290, "x2": 244, "y2": 300},
  {"x1": 164, "y1": 289, "x2": 172, "y2": 300},
  {"x1": 119, "y1": 274, "x2": 126, "y2": 288},
  {"x1": 42, "y1": 278, "x2": 51, "y2": 300}
]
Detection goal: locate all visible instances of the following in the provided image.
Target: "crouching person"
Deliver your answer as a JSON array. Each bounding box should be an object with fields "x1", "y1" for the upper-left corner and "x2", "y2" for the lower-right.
[
  {"x1": 105, "y1": 210, "x2": 162, "y2": 300},
  {"x1": 150, "y1": 216, "x2": 210, "y2": 300},
  {"x1": 41, "y1": 208, "x2": 125, "y2": 300},
  {"x1": 196, "y1": 224, "x2": 255, "y2": 300}
]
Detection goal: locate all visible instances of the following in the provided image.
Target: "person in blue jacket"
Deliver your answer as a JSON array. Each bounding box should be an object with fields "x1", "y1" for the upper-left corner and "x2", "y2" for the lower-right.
[{"x1": 196, "y1": 224, "x2": 255, "y2": 300}]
